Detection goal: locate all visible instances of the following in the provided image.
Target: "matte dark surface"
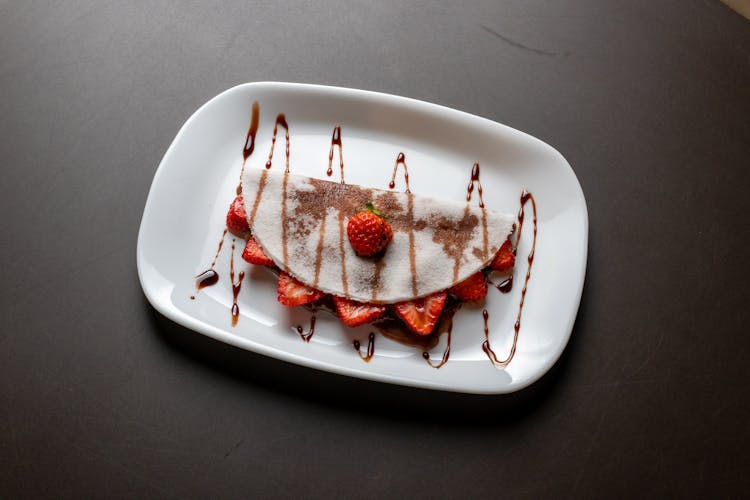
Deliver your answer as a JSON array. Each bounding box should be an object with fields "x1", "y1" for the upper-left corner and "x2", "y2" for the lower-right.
[{"x1": 2, "y1": 1, "x2": 749, "y2": 498}]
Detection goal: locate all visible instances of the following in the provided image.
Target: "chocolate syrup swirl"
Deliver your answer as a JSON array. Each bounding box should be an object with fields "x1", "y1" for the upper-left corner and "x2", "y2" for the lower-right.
[
  {"x1": 295, "y1": 312, "x2": 317, "y2": 342},
  {"x1": 389, "y1": 152, "x2": 411, "y2": 193},
  {"x1": 327, "y1": 126, "x2": 345, "y2": 183},
  {"x1": 482, "y1": 190, "x2": 537, "y2": 368},
  {"x1": 265, "y1": 114, "x2": 290, "y2": 173},
  {"x1": 353, "y1": 332, "x2": 376, "y2": 362}
]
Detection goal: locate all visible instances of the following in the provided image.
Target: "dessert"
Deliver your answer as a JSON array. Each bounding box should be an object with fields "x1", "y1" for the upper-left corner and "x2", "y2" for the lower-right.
[
  {"x1": 194, "y1": 102, "x2": 538, "y2": 370},
  {"x1": 239, "y1": 168, "x2": 516, "y2": 304}
]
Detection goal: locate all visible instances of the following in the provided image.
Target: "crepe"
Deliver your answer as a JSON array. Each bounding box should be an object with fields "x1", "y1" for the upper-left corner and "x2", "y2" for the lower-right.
[{"x1": 241, "y1": 168, "x2": 515, "y2": 303}]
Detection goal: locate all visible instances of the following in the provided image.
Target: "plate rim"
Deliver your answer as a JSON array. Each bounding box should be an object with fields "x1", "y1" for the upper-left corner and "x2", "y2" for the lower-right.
[{"x1": 137, "y1": 81, "x2": 589, "y2": 395}]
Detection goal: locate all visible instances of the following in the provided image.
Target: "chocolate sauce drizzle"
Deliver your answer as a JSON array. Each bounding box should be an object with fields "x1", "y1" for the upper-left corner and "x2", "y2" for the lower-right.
[
  {"x1": 337, "y1": 211, "x2": 350, "y2": 297},
  {"x1": 196, "y1": 99, "x2": 258, "y2": 295},
  {"x1": 323, "y1": 125, "x2": 350, "y2": 290},
  {"x1": 326, "y1": 126, "x2": 345, "y2": 183},
  {"x1": 482, "y1": 190, "x2": 537, "y2": 368},
  {"x1": 194, "y1": 228, "x2": 229, "y2": 291},
  {"x1": 353, "y1": 332, "x2": 376, "y2": 362},
  {"x1": 258, "y1": 113, "x2": 293, "y2": 270},
  {"x1": 237, "y1": 101, "x2": 261, "y2": 194},
  {"x1": 466, "y1": 163, "x2": 489, "y2": 259},
  {"x1": 407, "y1": 192, "x2": 418, "y2": 297},
  {"x1": 229, "y1": 239, "x2": 245, "y2": 327},
  {"x1": 466, "y1": 162, "x2": 484, "y2": 207},
  {"x1": 243, "y1": 102, "x2": 261, "y2": 161},
  {"x1": 389, "y1": 152, "x2": 411, "y2": 193},
  {"x1": 490, "y1": 276, "x2": 514, "y2": 294},
  {"x1": 312, "y1": 215, "x2": 327, "y2": 288},
  {"x1": 295, "y1": 312, "x2": 317, "y2": 342},
  {"x1": 419, "y1": 298, "x2": 460, "y2": 368},
  {"x1": 195, "y1": 269, "x2": 219, "y2": 290},
  {"x1": 281, "y1": 173, "x2": 290, "y2": 271},
  {"x1": 422, "y1": 315, "x2": 456, "y2": 369},
  {"x1": 265, "y1": 114, "x2": 290, "y2": 173},
  {"x1": 385, "y1": 153, "x2": 419, "y2": 295}
]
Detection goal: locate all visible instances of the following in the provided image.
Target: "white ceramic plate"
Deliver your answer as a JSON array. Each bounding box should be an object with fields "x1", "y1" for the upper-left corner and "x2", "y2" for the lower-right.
[{"x1": 137, "y1": 82, "x2": 587, "y2": 394}]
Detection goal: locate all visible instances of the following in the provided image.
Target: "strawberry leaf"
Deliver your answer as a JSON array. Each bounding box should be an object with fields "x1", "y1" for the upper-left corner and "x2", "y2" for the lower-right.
[{"x1": 364, "y1": 202, "x2": 388, "y2": 220}]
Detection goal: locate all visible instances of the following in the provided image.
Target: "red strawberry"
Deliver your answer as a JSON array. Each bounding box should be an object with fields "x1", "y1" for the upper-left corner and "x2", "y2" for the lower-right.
[
  {"x1": 242, "y1": 237, "x2": 274, "y2": 266},
  {"x1": 226, "y1": 195, "x2": 250, "y2": 237},
  {"x1": 449, "y1": 272, "x2": 487, "y2": 301},
  {"x1": 490, "y1": 238, "x2": 515, "y2": 272},
  {"x1": 277, "y1": 272, "x2": 325, "y2": 307},
  {"x1": 393, "y1": 291, "x2": 448, "y2": 335},
  {"x1": 347, "y1": 203, "x2": 393, "y2": 257},
  {"x1": 333, "y1": 296, "x2": 386, "y2": 327}
]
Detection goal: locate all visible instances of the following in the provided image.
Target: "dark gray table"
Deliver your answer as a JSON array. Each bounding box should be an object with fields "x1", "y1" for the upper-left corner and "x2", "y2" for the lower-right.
[{"x1": 2, "y1": 1, "x2": 749, "y2": 498}]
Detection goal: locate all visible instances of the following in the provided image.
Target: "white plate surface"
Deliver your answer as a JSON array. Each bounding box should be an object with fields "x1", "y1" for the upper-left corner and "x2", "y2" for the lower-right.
[{"x1": 137, "y1": 82, "x2": 588, "y2": 394}]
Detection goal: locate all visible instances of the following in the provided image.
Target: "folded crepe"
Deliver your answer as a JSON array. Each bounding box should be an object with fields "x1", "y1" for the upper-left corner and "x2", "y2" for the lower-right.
[{"x1": 241, "y1": 168, "x2": 515, "y2": 304}]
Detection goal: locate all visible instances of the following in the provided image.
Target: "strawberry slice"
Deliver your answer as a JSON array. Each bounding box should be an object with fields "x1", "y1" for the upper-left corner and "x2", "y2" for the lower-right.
[
  {"x1": 449, "y1": 272, "x2": 487, "y2": 301},
  {"x1": 277, "y1": 272, "x2": 325, "y2": 307},
  {"x1": 226, "y1": 195, "x2": 250, "y2": 237},
  {"x1": 490, "y1": 238, "x2": 515, "y2": 272},
  {"x1": 393, "y1": 291, "x2": 447, "y2": 335},
  {"x1": 242, "y1": 237, "x2": 274, "y2": 266},
  {"x1": 333, "y1": 296, "x2": 386, "y2": 328}
]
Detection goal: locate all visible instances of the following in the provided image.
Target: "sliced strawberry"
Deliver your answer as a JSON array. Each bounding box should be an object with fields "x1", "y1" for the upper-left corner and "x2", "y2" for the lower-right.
[
  {"x1": 490, "y1": 238, "x2": 515, "y2": 272},
  {"x1": 333, "y1": 296, "x2": 386, "y2": 328},
  {"x1": 393, "y1": 291, "x2": 447, "y2": 335},
  {"x1": 449, "y1": 272, "x2": 487, "y2": 301},
  {"x1": 242, "y1": 237, "x2": 274, "y2": 266},
  {"x1": 277, "y1": 272, "x2": 325, "y2": 307},
  {"x1": 226, "y1": 195, "x2": 250, "y2": 237}
]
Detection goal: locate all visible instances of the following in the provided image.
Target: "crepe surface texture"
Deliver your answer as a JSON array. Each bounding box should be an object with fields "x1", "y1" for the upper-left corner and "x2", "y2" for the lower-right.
[{"x1": 242, "y1": 168, "x2": 515, "y2": 303}]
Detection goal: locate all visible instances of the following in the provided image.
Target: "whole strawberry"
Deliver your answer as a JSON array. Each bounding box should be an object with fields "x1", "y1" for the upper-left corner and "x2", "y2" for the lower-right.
[{"x1": 347, "y1": 203, "x2": 393, "y2": 257}]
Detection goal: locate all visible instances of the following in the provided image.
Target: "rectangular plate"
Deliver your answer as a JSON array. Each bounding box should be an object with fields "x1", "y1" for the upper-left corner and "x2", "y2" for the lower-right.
[{"x1": 137, "y1": 82, "x2": 588, "y2": 394}]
